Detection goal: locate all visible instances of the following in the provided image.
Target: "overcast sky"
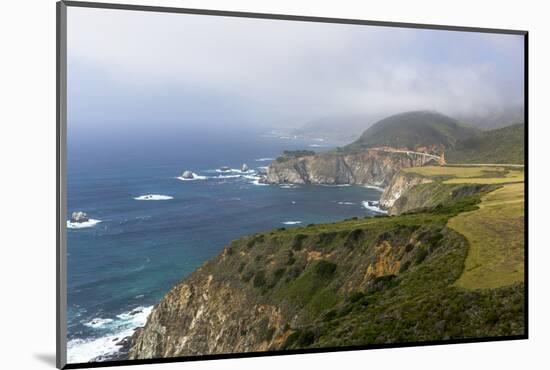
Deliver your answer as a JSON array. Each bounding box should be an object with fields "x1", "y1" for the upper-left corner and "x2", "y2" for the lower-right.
[{"x1": 67, "y1": 6, "x2": 524, "y2": 132}]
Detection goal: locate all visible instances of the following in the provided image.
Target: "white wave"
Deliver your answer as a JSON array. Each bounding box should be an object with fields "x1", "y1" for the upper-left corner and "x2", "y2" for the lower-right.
[
  {"x1": 337, "y1": 201, "x2": 356, "y2": 205},
  {"x1": 254, "y1": 157, "x2": 274, "y2": 162},
  {"x1": 320, "y1": 184, "x2": 351, "y2": 187},
  {"x1": 84, "y1": 318, "x2": 114, "y2": 329},
  {"x1": 214, "y1": 168, "x2": 253, "y2": 174},
  {"x1": 115, "y1": 306, "x2": 153, "y2": 321},
  {"x1": 363, "y1": 185, "x2": 385, "y2": 192},
  {"x1": 242, "y1": 174, "x2": 259, "y2": 180},
  {"x1": 67, "y1": 219, "x2": 102, "y2": 229},
  {"x1": 361, "y1": 201, "x2": 388, "y2": 214},
  {"x1": 279, "y1": 185, "x2": 295, "y2": 189},
  {"x1": 67, "y1": 306, "x2": 153, "y2": 364},
  {"x1": 256, "y1": 166, "x2": 269, "y2": 170},
  {"x1": 133, "y1": 194, "x2": 173, "y2": 201},
  {"x1": 250, "y1": 178, "x2": 269, "y2": 186},
  {"x1": 291, "y1": 201, "x2": 296, "y2": 204},
  {"x1": 175, "y1": 173, "x2": 207, "y2": 181},
  {"x1": 308, "y1": 144, "x2": 326, "y2": 147},
  {"x1": 242, "y1": 174, "x2": 269, "y2": 186},
  {"x1": 282, "y1": 221, "x2": 302, "y2": 225},
  {"x1": 214, "y1": 174, "x2": 241, "y2": 179}
]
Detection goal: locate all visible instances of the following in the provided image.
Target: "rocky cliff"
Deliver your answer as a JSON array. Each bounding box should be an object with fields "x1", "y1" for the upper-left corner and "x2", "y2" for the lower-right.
[
  {"x1": 379, "y1": 172, "x2": 432, "y2": 212},
  {"x1": 129, "y1": 199, "x2": 524, "y2": 359},
  {"x1": 379, "y1": 169, "x2": 499, "y2": 216},
  {"x1": 265, "y1": 149, "x2": 436, "y2": 186}
]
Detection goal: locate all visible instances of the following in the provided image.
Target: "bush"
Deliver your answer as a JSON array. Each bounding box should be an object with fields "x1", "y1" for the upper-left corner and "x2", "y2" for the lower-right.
[
  {"x1": 348, "y1": 291, "x2": 365, "y2": 303},
  {"x1": 295, "y1": 330, "x2": 316, "y2": 347},
  {"x1": 238, "y1": 262, "x2": 246, "y2": 273},
  {"x1": 286, "y1": 251, "x2": 296, "y2": 266},
  {"x1": 415, "y1": 248, "x2": 429, "y2": 265},
  {"x1": 399, "y1": 260, "x2": 411, "y2": 273},
  {"x1": 268, "y1": 267, "x2": 286, "y2": 288},
  {"x1": 317, "y1": 232, "x2": 337, "y2": 247},
  {"x1": 314, "y1": 260, "x2": 337, "y2": 279},
  {"x1": 253, "y1": 270, "x2": 267, "y2": 288},
  {"x1": 292, "y1": 234, "x2": 308, "y2": 251},
  {"x1": 242, "y1": 270, "x2": 254, "y2": 283}
]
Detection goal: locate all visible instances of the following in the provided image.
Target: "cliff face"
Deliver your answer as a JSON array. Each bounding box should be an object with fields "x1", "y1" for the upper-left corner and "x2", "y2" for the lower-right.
[
  {"x1": 380, "y1": 171, "x2": 498, "y2": 216},
  {"x1": 379, "y1": 172, "x2": 432, "y2": 213},
  {"x1": 265, "y1": 150, "x2": 436, "y2": 186},
  {"x1": 129, "y1": 200, "x2": 524, "y2": 359},
  {"x1": 129, "y1": 268, "x2": 287, "y2": 358}
]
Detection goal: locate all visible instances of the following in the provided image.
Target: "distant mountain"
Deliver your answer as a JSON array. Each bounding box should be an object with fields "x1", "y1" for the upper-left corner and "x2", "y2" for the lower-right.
[
  {"x1": 455, "y1": 105, "x2": 524, "y2": 131},
  {"x1": 293, "y1": 114, "x2": 379, "y2": 142},
  {"x1": 446, "y1": 123, "x2": 524, "y2": 164},
  {"x1": 343, "y1": 111, "x2": 479, "y2": 155}
]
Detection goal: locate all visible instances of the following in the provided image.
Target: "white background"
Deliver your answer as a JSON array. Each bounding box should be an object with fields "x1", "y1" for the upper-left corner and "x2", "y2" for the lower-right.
[{"x1": 0, "y1": 0, "x2": 548, "y2": 369}]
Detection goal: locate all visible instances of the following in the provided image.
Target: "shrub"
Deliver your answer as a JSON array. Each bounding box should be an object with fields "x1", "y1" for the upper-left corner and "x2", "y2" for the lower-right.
[
  {"x1": 399, "y1": 260, "x2": 411, "y2": 273},
  {"x1": 242, "y1": 270, "x2": 254, "y2": 283},
  {"x1": 295, "y1": 330, "x2": 316, "y2": 347},
  {"x1": 268, "y1": 267, "x2": 286, "y2": 288},
  {"x1": 292, "y1": 234, "x2": 308, "y2": 251},
  {"x1": 238, "y1": 262, "x2": 246, "y2": 273},
  {"x1": 415, "y1": 248, "x2": 429, "y2": 265},
  {"x1": 348, "y1": 291, "x2": 365, "y2": 303},
  {"x1": 314, "y1": 260, "x2": 337, "y2": 279},
  {"x1": 253, "y1": 270, "x2": 267, "y2": 288},
  {"x1": 317, "y1": 232, "x2": 337, "y2": 247}
]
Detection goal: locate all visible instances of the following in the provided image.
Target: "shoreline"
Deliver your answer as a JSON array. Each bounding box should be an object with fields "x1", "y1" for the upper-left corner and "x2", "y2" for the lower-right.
[{"x1": 67, "y1": 180, "x2": 386, "y2": 363}]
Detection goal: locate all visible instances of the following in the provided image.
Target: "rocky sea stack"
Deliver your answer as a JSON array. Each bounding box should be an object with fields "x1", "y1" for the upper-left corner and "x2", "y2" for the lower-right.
[
  {"x1": 70, "y1": 211, "x2": 89, "y2": 223},
  {"x1": 181, "y1": 171, "x2": 194, "y2": 179}
]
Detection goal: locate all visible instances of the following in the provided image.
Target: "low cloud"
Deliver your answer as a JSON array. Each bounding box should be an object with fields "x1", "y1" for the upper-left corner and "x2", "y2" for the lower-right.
[{"x1": 67, "y1": 7, "x2": 524, "y2": 130}]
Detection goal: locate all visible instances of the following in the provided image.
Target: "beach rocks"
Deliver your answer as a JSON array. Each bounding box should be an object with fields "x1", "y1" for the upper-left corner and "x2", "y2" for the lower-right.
[
  {"x1": 181, "y1": 171, "x2": 194, "y2": 179},
  {"x1": 70, "y1": 211, "x2": 89, "y2": 223}
]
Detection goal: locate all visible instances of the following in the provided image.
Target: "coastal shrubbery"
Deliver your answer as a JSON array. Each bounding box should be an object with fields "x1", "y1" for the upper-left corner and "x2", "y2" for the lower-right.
[{"x1": 193, "y1": 185, "x2": 523, "y2": 352}]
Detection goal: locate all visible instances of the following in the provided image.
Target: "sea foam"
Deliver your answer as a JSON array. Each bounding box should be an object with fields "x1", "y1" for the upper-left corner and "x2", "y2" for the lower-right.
[
  {"x1": 67, "y1": 219, "x2": 102, "y2": 229},
  {"x1": 133, "y1": 194, "x2": 173, "y2": 201},
  {"x1": 363, "y1": 185, "x2": 385, "y2": 192},
  {"x1": 243, "y1": 174, "x2": 269, "y2": 186},
  {"x1": 176, "y1": 173, "x2": 207, "y2": 181},
  {"x1": 361, "y1": 201, "x2": 388, "y2": 214},
  {"x1": 67, "y1": 306, "x2": 153, "y2": 363},
  {"x1": 84, "y1": 318, "x2": 114, "y2": 329},
  {"x1": 282, "y1": 221, "x2": 302, "y2": 225}
]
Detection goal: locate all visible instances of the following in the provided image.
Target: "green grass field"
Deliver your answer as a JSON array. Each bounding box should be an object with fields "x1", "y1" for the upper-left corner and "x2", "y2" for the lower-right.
[
  {"x1": 451, "y1": 183, "x2": 524, "y2": 289},
  {"x1": 403, "y1": 165, "x2": 524, "y2": 184},
  {"x1": 404, "y1": 165, "x2": 525, "y2": 289}
]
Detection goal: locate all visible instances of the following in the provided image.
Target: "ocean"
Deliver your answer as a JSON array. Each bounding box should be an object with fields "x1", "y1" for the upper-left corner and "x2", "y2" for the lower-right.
[{"x1": 66, "y1": 127, "x2": 384, "y2": 363}]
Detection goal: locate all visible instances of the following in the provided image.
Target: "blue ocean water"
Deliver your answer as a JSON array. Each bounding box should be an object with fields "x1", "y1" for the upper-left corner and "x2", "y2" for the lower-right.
[{"x1": 66, "y1": 127, "x2": 383, "y2": 363}]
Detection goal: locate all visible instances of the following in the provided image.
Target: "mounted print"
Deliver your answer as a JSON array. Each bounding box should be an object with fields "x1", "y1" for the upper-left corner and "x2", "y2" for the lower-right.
[{"x1": 57, "y1": 1, "x2": 528, "y2": 368}]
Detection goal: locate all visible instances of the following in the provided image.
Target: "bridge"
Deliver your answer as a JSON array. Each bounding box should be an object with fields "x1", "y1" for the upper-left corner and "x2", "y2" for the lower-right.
[{"x1": 368, "y1": 147, "x2": 445, "y2": 164}]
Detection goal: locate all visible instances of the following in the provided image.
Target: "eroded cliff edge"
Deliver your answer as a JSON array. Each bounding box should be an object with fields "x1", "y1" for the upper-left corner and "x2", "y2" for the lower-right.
[{"x1": 264, "y1": 149, "x2": 437, "y2": 187}]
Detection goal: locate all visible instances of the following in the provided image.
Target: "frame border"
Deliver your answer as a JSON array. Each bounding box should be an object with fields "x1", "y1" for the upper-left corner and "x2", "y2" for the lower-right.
[
  {"x1": 57, "y1": 1, "x2": 68, "y2": 369},
  {"x1": 56, "y1": 1, "x2": 529, "y2": 369}
]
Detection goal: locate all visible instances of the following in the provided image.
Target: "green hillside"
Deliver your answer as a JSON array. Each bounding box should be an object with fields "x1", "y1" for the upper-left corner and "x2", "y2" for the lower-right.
[
  {"x1": 446, "y1": 123, "x2": 524, "y2": 164},
  {"x1": 343, "y1": 111, "x2": 478, "y2": 154},
  {"x1": 214, "y1": 189, "x2": 522, "y2": 347},
  {"x1": 130, "y1": 158, "x2": 526, "y2": 359}
]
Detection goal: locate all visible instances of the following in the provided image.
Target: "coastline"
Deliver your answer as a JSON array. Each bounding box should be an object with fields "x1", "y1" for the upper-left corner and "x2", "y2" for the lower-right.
[{"x1": 67, "y1": 163, "x2": 388, "y2": 363}]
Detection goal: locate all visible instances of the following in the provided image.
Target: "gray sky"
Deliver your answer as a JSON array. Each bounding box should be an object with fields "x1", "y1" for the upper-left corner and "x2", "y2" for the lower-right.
[{"x1": 67, "y1": 6, "x2": 524, "y2": 131}]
